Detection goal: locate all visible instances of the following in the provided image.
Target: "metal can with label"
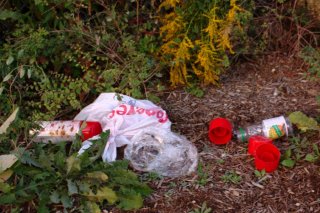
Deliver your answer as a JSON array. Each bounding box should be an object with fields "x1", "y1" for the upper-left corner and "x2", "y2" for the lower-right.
[{"x1": 30, "y1": 120, "x2": 102, "y2": 143}]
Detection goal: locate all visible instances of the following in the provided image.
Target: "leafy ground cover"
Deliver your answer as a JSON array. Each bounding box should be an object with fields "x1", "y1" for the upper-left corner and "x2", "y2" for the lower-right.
[{"x1": 0, "y1": 0, "x2": 320, "y2": 212}]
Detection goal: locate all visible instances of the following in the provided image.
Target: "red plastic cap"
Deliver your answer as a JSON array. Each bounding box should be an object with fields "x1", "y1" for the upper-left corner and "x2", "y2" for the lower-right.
[
  {"x1": 208, "y1": 118, "x2": 232, "y2": 145},
  {"x1": 248, "y1": 136, "x2": 273, "y2": 156},
  {"x1": 81, "y1": 121, "x2": 102, "y2": 141},
  {"x1": 254, "y1": 143, "x2": 280, "y2": 173}
]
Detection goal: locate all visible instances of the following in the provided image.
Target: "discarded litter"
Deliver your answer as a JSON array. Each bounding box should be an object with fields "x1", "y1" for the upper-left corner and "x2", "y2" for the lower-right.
[
  {"x1": 234, "y1": 116, "x2": 293, "y2": 142},
  {"x1": 208, "y1": 117, "x2": 233, "y2": 145},
  {"x1": 73, "y1": 93, "x2": 198, "y2": 177},
  {"x1": 254, "y1": 143, "x2": 280, "y2": 173},
  {"x1": 248, "y1": 135, "x2": 273, "y2": 156},
  {"x1": 124, "y1": 127, "x2": 198, "y2": 178},
  {"x1": 30, "y1": 120, "x2": 102, "y2": 143},
  {"x1": 208, "y1": 115, "x2": 292, "y2": 173}
]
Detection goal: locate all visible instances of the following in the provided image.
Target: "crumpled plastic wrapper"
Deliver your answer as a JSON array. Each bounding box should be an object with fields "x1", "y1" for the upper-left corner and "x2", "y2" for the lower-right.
[{"x1": 124, "y1": 127, "x2": 198, "y2": 177}]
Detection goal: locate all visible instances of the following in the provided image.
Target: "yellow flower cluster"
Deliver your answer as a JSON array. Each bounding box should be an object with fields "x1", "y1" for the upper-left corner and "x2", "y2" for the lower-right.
[
  {"x1": 159, "y1": 0, "x2": 181, "y2": 9},
  {"x1": 159, "y1": 0, "x2": 244, "y2": 86},
  {"x1": 159, "y1": 12, "x2": 185, "y2": 42}
]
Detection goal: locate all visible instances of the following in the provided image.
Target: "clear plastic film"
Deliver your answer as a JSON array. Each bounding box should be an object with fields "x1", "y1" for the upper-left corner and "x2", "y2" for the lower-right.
[{"x1": 124, "y1": 127, "x2": 198, "y2": 178}]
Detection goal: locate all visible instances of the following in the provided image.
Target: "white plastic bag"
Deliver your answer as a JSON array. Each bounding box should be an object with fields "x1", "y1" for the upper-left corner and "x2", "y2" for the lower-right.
[{"x1": 74, "y1": 93, "x2": 171, "y2": 162}]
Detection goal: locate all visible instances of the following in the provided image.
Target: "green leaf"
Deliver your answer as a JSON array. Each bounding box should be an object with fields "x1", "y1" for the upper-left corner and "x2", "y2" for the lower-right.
[
  {"x1": 67, "y1": 179, "x2": 78, "y2": 195},
  {"x1": 66, "y1": 155, "x2": 81, "y2": 175},
  {"x1": 17, "y1": 49, "x2": 24, "y2": 58},
  {"x1": 0, "y1": 87, "x2": 3, "y2": 95},
  {"x1": 49, "y1": 190, "x2": 60, "y2": 204},
  {"x1": 0, "y1": 10, "x2": 20, "y2": 21},
  {"x1": 283, "y1": 149, "x2": 292, "y2": 159},
  {"x1": 6, "y1": 56, "x2": 14, "y2": 65},
  {"x1": 313, "y1": 144, "x2": 320, "y2": 156},
  {"x1": 60, "y1": 194, "x2": 73, "y2": 209},
  {"x1": 305, "y1": 153, "x2": 318, "y2": 162},
  {"x1": 0, "y1": 107, "x2": 19, "y2": 134},
  {"x1": 38, "y1": 150, "x2": 52, "y2": 171},
  {"x1": 0, "y1": 154, "x2": 18, "y2": 173},
  {"x1": 0, "y1": 193, "x2": 16, "y2": 204},
  {"x1": 14, "y1": 148, "x2": 41, "y2": 168},
  {"x1": 254, "y1": 170, "x2": 260, "y2": 177},
  {"x1": 85, "y1": 187, "x2": 118, "y2": 204},
  {"x1": 83, "y1": 201, "x2": 101, "y2": 213},
  {"x1": 281, "y1": 159, "x2": 295, "y2": 168},
  {"x1": 27, "y1": 69, "x2": 32, "y2": 78},
  {"x1": 289, "y1": 111, "x2": 319, "y2": 132},
  {"x1": 118, "y1": 194, "x2": 143, "y2": 210},
  {"x1": 86, "y1": 171, "x2": 108, "y2": 182},
  {"x1": 3, "y1": 73, "x2": 12, "y2": 82},
  {"x1": 78, "y1": 181, "x2": 91, "y2": 193},
  {"x1": 38, "y1": 191, "x2": 50, "y2": 213},
  {"x1": 0, "y1": 182, "x2": 12, "y2": 193},
  {"x1": 37, "y1": 204, "x2": 50, "y2": 213}
]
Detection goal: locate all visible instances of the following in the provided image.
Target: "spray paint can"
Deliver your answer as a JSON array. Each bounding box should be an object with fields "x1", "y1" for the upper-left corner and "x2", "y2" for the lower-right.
[{"x1": 30, "y1": 120, "x2": 102, "y2": 143}]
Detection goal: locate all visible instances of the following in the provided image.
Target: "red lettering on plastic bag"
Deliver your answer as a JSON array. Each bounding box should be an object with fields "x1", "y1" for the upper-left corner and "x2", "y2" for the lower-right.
[
  {"x1": 127, "y1": 105, "x2": 136, "y2": 115},
  {"x1": 137, "y1": 107, "x2": 145, "y2": 114},
  {"x1": 108, "y1": 110, "x2": 115, "y2": 118},
  {"x1": 108, "y1": 104, "x2": 169, "y2": 123},
  {"x1": 158, "y1": 113, "x2": 168, "y2": 123},
  {"x1": 116, "y1": 105, "x2": 127, "y2": 115},
  {"x1": 145, "y1": 109, "x2": 156, "y2": 116}
]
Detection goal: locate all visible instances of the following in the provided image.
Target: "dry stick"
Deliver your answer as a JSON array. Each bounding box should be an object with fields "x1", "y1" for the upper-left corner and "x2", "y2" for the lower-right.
[
  {"x1": 0, "y1": 0, "x2": 7, "y2": 9},
  {"x1": 136, "y1": 0, "x2": 139, "y2": 26}
]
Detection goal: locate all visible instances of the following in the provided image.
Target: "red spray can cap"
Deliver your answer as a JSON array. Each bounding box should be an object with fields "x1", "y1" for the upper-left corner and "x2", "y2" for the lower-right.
[
  {"x1": 80, "y1": 121, "x2": 103, "y2": 141},
  {"x1": 254, "y1": 143, "x2": 280, "y2": 173},
  {"x1": 248, "y1": 135, "x2": 273, "y2": 156},
  {"x1": 208, "y1": 117, "x2": 233, "y2": 145}
]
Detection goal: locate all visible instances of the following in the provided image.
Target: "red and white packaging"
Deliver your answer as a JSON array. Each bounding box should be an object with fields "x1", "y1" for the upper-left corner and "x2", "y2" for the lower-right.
[
  {"x1": 31, "y1": 121, "x2": 102, "y2": 143},
  {"x1": 74, "y1": 93, "x2": 172, "y2": 162}
]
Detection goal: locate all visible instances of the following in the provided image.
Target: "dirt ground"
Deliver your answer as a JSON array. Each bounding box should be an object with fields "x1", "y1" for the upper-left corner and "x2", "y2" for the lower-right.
[{"x1": 112, "y1": 53, "x2": 320, "y2": 213}]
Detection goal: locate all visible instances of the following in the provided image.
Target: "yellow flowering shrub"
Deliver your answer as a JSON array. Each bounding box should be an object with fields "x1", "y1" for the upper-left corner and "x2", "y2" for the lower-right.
[{"x1": 159, "y1": 0, "x2": 250, "y2": 86}]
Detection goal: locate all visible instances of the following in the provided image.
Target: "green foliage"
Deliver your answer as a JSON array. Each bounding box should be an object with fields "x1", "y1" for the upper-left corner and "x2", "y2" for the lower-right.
[
  {"x1": 0, "y1": 0, "x2": 161, "y2": 142},
  {"x1": 186, "y1": 85, "x2": 205, "y2": 98},
  {"x1": 221, "y1": 170, "x2": 241, "y2": 184},
  {"x1": 197, "y1": 162, "x2": 209, "y2": 186},
  {"x1": 254, "y1": 169, "x2": 266, "y2": 178},
  {"x1": 140, "y1": 172, "x2": 163, "y2": 182},
  {"x1": 0, "y1": 131, "x2": 152, "y2": 211},
  {"x1": 305, "y1": 144, "x2": 320, "y2": 163},
  {"x1": 289, "y1": 111, "x2": 319, "y2": 132},
  {"x1": 281, "y1": 134, "x2": 320, "y2": 169},
  {"x1": 189, "y1": 202, "x2": 212, "y2": 213},
  {"x1": 281, "y1": 148, "x2": 296, "y2": 168},
  {"x1": 299, "y1": 46, "x2": 320, "y2": 80}
]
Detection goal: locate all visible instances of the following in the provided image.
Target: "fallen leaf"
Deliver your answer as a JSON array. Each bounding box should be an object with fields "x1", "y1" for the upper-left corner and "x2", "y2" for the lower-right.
[
  {"x1": 66, "y1": 155, "x2": 81, "y2": 175},
  {"x1": 0, "y1": 169, "x2": 13, "y2": 182},
  {"x1": 0, "y1": 108, "x2": 19, "y2": 134},
  {"x1": 289, "y1": 111, "x2": 319, "y2": 132},
  {"x1": 85, "y1": 187, "x2": 117, "y2": 204},
  {"x1": 86, "y1": 171, "x2": 108, "y2": 182},
  {"x1": 0, "y1": 154, "x2": 18, "y2": 173}
]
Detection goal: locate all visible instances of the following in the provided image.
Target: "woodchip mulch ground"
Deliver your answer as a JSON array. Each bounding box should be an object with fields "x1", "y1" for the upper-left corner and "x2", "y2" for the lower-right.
[{"x1": 112, "y1": 53, "x2": 320, "y2": 213}]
